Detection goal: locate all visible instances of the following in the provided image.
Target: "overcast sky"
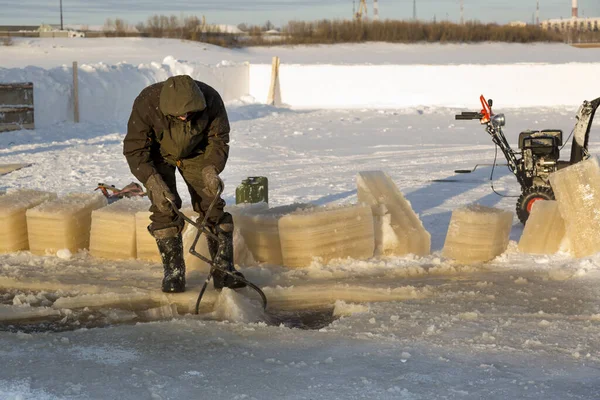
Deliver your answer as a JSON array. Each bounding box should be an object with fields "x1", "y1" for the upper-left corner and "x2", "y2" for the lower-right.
[{"x1": 1, "y1": 0, "x2": 599, "y2": 27}]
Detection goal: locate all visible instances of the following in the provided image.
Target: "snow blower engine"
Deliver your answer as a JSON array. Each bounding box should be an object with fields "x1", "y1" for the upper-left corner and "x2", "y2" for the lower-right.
[{"x1": 455, "y1": 95, "x2": 600, "y2": 224}]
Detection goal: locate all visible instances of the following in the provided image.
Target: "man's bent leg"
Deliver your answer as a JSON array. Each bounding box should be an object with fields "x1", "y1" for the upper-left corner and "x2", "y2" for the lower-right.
[{"x1": 147, "y1": 163, "x2": 186, "y2": 293}]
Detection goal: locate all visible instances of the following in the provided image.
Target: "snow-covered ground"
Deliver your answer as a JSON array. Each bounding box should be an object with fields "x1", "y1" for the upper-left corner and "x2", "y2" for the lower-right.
[
  {"x1": 1, "y1": 38, "x2": 600, "y2": 399},
  {"x1": 4, "y1": 38, "x2": 600, "y2": 69}
]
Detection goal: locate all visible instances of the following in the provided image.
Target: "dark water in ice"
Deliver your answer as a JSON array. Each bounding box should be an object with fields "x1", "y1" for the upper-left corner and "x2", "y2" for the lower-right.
[{"x1": 0, "y1": 290, "x2": 338, "y2": 333}]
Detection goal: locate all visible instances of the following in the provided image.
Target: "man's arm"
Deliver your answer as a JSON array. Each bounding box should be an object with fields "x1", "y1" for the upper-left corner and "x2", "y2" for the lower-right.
[
  {"x1": 202, "y1": 90, "x2": 230, "y2": 174},
  {"x1": 123, "y1": 96, "x2": 157, "y2": 184}
]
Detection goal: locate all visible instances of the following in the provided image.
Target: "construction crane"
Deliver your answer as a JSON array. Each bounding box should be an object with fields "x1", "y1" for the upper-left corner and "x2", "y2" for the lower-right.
[{"x1": 354, "y1": 0, "x2": 368, "y2": 21}]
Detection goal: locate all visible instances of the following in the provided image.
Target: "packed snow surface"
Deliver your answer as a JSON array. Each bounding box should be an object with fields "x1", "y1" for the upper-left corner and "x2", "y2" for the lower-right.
[{"x1": 1, "y1": 38, "x2": 600, "y2": 399}]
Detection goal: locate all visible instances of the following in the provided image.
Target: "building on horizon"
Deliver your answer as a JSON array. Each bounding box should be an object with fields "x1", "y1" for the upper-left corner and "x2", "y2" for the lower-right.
[
  {"x1": 0, "y1": 24, "x2": 85, "y2": 38},
  {"x1": 540, "y1": 17, "x2": 600, "y2": 32}
]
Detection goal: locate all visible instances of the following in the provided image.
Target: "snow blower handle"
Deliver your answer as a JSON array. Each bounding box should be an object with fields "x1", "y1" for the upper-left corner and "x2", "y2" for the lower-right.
[
  {"x1": 455, "y1": 95, "x2": 493, "y2": 122},
  {"x1": 455, "y1": 112, "x2": 484, "y2": 120}
]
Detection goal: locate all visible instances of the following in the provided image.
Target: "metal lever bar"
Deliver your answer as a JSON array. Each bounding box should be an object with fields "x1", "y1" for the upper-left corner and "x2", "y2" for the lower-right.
[
  {"x1": 454, "y1": 163, "x2": 508, "y2": 173},
  {"x1": 166, "y1": 180, "x2": 267, "y2": 314}
]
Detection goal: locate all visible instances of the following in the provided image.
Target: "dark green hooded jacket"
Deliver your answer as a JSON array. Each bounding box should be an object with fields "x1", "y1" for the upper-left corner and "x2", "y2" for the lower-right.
[{"x1": 123, "y1": 75, "x2": 230, "y2": 184}]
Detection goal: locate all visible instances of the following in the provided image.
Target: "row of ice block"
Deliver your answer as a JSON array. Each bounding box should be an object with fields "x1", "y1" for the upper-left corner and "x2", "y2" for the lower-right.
[
  {"x1": 440, "y1": 202, "x2": 566, "y2": 262},
  {"x1": 18, "y1": 162, "x2": 594, "y2": 266},
  {"x1": 1, "y1": 190, "x2": 116, "y2": 255},
  {"x1": 0, "y1": 189, "x2": 206, "y2": 261},
  {"x1": 0, "y1": 190, "x2": 145, "y2": 258},
  {"x1": 444, "y1": 157, "x2": 600, "y2": 260},
  {"x1": 0, "y1": 172, "x2": 435, "y2": 267},
  {"x1": 0, "y1": 189, "x2": 272, "y2": 264},
  {"x1": 85, "y1": 198, "x2": 378, "y2": 268},
  {"x1": 229, "y1": 161, "x2": 600, "y2": 264},
  {"x1": 229, "y1": 171, "x2": 432, "y2": 268},
  {"x1": 229, "y1": 202, "x2": 376, "y2": 268},
  {"x1": 443, "y1": 200, "x2": 569, "y2": 262},
  {"x1": 234, "y1": 160, "x2": 600, "y2": 265}
]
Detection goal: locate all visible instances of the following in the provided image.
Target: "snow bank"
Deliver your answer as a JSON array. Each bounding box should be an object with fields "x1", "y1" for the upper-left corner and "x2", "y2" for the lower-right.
[
  {"x1": 0, "y1": 56, "x2": 249, "y2": 127},
  {"x1": 2, "y1": 56, "x2": 600, "y2": 127}
]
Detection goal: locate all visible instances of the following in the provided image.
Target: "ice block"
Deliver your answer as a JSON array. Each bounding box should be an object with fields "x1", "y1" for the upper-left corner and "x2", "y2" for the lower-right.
[
  {"x1": 443, "y1": 204, "x2": 513, "y2": 264},
  {"x1": 518, "y1": 200, "x2": 566, "y2": 254},
  {"x1": 182, "y1": 223, "x2": 211, "y2": 272},
  {"x1": 357, "y1": 171, "x2": 430, "y2": 256},
  {"x1": 0, "y1": 190, "x2": 57, "y2": 253},
  {"x1": 26, "y1": 193, "x2": 107, "y2": 255},
  {"x1": 230, "y1": 203, "x2": 310, "y2": 265},
  {"x1": 135, "y1": 211, "x2": 159, "y2": 262},
  {"x1": 89, "y1": 198, "x2": 151, "y2": 260},
  {"x1": 549, "y1": 157, "x2": 600, "y2": 258},
  {"x1": 278, "y1": 204, "x2": 375, "y2": 268}
]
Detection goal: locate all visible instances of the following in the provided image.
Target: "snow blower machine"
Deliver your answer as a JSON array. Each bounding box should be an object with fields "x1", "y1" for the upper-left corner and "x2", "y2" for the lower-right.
[{"x1": 454, "y1": 95, "x2": 600, "y2": 224}]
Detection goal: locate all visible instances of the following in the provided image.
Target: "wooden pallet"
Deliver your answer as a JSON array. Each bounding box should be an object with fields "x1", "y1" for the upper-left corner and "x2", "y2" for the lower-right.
[{"x1": 0, "y1": 82, "x2": 34, "y2": 132}]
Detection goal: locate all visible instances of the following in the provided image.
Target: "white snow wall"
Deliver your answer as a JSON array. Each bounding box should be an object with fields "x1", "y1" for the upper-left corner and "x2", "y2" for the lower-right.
[
  {"x1": 0, "y1": 57, "x2": 249, "y2": 127},
  {"x1": 249, "y1": 63, "x2": 600, "y2": 109},
  {"x1": 2, "y1": 59, "x2": 600, "y2": 126}
]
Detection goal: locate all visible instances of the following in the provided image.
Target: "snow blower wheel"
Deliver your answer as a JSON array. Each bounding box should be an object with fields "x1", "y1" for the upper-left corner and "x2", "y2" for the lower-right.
[{"x1": 516, "y1": 186, "x2": 555, "y2": 224}]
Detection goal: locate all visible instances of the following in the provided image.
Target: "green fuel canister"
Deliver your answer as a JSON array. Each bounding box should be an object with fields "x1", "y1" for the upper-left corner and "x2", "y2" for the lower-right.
[{"x1": 235, "y1": 176, "x2": 268, "y2": 204}]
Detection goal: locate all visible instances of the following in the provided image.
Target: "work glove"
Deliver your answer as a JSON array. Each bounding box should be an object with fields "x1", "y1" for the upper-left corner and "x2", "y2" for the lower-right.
[
  {"x1": 202, "y1": 165, "x2": 222, "y2": 196},
  {"x1": 145, "y1": 174, "x2": 176, "y2": 213}
]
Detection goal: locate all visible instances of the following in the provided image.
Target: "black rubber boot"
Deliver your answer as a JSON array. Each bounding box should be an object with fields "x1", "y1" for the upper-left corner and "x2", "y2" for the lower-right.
[
  {"x1": 155, "y1": 235, "x2": 186, "y2": 293},
  {"x1": 207, "y1": 214, "x2": 247, "y2": 290}
]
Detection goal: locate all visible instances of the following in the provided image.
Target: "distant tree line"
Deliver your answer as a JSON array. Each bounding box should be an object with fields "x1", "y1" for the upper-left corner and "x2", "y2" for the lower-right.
[
  {"x1": 566, "y1": 29, "x2": 600, "y2": 45},
  {"x1": 278, "y1": 20, "x2": 564, "y2": 44},
  {"x1": 98, "y1": 15, "x2": 600, "y2": 47}
]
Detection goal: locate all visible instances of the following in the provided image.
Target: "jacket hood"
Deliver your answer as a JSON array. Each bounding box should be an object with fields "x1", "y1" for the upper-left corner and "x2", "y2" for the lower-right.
[{"x1": 159, "y1": 75, "x2": 207, "y2": 117}]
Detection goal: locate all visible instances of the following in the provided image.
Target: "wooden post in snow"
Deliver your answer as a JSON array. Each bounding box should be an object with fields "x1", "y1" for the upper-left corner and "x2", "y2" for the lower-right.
[
  {"x1": 73, "y1": 61, "x2": 79, "y2": 123},
  {"x1": 267, "y1": 56, "x2": 280, "y2": 106}
]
